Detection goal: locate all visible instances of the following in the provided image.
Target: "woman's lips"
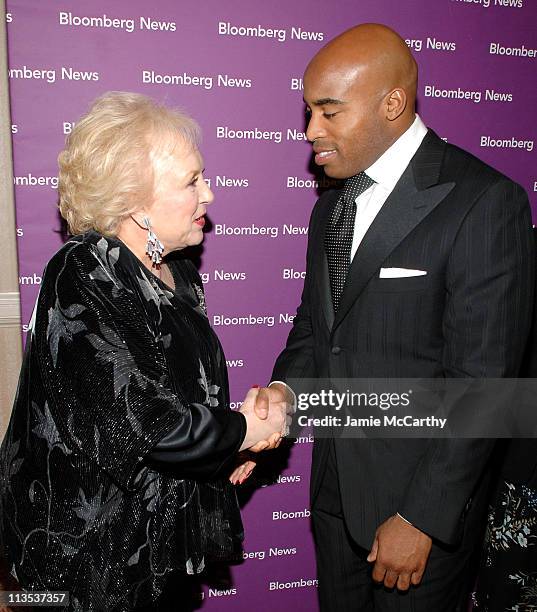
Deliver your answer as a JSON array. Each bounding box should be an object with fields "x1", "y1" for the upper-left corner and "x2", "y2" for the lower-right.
[
  {"x1": 194, "y1": 215, "x2": 205, "y2": 227},
  {"x1": 314, "y1": 149, "x2": 337, "y2": 165}
]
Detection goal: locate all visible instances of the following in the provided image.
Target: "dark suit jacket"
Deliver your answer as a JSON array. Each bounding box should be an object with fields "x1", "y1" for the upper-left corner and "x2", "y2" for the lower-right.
[
  {"x1": 273, "y1": 129, "x2": 535, "y2": 549},
  {"x1": 494, "y1": 227, "x2": 537, "y2": 487}
]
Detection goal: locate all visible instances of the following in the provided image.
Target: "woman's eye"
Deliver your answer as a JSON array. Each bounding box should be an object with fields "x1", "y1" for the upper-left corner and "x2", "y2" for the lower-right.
[{"x1": 189, "y1": 177, "x2": 199, "y2": 187}]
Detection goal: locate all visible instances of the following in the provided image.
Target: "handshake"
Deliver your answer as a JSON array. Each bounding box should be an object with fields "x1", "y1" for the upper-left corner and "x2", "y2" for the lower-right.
[
  {"x1": 239, "y1": 383, "x2": 295, "y2": 451},
  {"x1": 231, "y1": 383, "x2": 295, "y2": 485}
]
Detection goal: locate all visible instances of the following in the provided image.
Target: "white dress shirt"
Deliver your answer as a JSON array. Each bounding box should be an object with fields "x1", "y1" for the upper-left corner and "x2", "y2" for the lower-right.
[{"x1": 350, "y1": 115, "x2": 428, "y2": 260}]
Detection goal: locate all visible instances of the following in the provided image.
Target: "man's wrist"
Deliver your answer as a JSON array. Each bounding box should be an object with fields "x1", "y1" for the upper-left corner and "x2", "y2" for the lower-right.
[
  {"x1": 396, "y1": 512, "x2": 413, "y2": 526},
  {"x1": 269, "y1": 380, "x2": 297, "y2": 411},
  {"x1": 396, "y1": 513, "x2": 431, "y2": 540}
]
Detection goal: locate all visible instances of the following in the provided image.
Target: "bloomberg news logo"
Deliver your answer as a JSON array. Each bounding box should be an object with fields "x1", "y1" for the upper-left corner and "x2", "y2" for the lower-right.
[
  {"x1": 450, "y1": 0, "x2": 523, "y2": 8},
  {"x1": 58, "y1": 12, "x2": 177, "y2": 33},
  {"x1": 218, "y1": 21, "x2": 324, "y2": 42}
]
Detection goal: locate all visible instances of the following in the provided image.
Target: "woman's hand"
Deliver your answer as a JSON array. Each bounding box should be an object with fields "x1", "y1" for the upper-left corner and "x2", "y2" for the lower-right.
[
  {"x1": 239, "y1": 387, "x2": 288, "y2": 452},
  {"x1": 229, "y1": 453, "x2": 256, "y2": 485}
]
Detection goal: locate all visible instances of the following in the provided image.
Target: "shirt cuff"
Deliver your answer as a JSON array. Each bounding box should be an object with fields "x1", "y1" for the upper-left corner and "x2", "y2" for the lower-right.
[
  {"x1": 269, "y1": 380, "x2": 297, "y2": 412},
  {"x1": 397, "y1": 512, "x2": 413, "y2": 526}
]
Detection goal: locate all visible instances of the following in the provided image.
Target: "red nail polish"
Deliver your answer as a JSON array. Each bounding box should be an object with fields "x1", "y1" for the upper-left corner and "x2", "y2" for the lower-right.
[{"x1": 251, "y1": 384, "x2": 260, "y2": 388}]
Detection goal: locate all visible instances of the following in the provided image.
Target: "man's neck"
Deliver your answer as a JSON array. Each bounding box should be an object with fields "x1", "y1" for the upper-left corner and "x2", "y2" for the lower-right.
[{"x1": 384, "y1": 113, "x2": 416, "y2": 153}]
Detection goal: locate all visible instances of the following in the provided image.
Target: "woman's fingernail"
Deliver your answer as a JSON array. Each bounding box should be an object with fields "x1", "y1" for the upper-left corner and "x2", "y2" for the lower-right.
[{"x1": 251, "y1": 384, "x2": 260, "y2": 388}]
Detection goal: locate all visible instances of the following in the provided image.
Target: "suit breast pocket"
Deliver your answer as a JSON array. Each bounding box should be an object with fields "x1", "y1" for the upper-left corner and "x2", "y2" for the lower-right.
[{"x1": 367, "y1": 275, "x2": 432, "y2": 293}]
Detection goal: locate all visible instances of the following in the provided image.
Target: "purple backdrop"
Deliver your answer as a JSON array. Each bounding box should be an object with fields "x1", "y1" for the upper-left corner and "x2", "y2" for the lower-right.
[{"x1": 5, "y1": 0, "x2": 537, "y2": 608}]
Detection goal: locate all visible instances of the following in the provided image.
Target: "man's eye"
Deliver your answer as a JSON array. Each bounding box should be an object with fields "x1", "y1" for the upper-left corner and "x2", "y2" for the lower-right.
[
  {"x1": 305, "y1": 107, "x2": 312, "y2": 116},
  {"x1": 323, "y1": 112, "x2": 337, "y2": 119}
]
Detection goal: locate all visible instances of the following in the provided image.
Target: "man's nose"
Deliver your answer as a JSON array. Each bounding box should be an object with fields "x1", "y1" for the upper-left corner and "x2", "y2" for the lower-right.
[{"x1": 306, "y1": 114, "x2": 325, "y2": 143}]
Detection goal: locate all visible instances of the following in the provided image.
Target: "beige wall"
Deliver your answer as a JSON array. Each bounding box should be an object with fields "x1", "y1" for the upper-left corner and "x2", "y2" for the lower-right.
[{"x1": 0, "y1": 0, "x2": 22, "y2": 440}]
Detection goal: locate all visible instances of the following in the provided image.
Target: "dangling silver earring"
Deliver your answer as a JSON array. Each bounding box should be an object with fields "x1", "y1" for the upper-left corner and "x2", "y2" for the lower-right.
[{"x1": 142, "y1": 216, "x2": 164, "y2": 266}]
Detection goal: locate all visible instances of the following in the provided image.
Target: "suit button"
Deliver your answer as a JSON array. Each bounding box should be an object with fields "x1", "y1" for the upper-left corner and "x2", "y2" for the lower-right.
[{"x1": 331, "y1": 346, "x2": 341, "y2": 355}]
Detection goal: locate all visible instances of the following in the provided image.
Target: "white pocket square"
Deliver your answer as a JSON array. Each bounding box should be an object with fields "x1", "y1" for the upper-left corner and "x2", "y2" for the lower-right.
[{"x1": 379, "y1": 267, "x2": 427, "y2": 278}]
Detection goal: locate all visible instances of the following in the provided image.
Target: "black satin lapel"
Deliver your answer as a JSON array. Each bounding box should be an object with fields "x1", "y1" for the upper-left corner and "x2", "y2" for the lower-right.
[
  {"x1": 314, "y1": 191, "x2": 338, "y2": 331},
  {"x1": 332, "y1": 168, "x2": 455, "y2": 333}
]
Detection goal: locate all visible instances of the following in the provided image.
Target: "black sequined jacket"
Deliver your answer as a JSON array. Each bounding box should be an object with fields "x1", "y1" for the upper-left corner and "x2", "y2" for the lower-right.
[{"x1": 0, "y1": 232, "x2": 245, "y2": 611}]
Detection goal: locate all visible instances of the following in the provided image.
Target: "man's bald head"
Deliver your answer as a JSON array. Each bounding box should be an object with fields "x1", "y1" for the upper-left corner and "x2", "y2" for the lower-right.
[
  {"x1": 304, "y1": 24, "x2": 419, "y2": 178},
  {"x1": 307, "y1": 24, "x2": 417, "y2": 110}
]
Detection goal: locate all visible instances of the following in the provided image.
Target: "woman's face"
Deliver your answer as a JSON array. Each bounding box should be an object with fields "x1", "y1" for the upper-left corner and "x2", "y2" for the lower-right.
[{"x1": 147, "y1": 144, "x2": 213, "y2": 253}]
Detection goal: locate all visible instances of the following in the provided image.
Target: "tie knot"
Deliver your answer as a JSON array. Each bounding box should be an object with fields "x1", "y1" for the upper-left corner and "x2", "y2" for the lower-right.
[{"x1": 341, "y1": 172, "x2": 375, "y2": 203}]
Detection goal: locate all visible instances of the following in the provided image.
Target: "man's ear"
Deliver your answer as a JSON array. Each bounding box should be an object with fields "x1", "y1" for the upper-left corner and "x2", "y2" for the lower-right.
[{"x1": 385, "y1": 88, "x2": 407, "y2": 121}]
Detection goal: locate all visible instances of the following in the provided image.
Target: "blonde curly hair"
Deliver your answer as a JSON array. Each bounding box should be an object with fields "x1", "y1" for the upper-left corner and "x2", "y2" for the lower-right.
[{"x1": 58, "y1": 91, "x2": 200, "y2": 236}]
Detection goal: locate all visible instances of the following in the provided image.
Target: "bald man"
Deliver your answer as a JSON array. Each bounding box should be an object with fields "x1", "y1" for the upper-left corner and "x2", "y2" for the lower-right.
[{"x1": 268, "y1": 23, "x2": 535, "y2": 610}]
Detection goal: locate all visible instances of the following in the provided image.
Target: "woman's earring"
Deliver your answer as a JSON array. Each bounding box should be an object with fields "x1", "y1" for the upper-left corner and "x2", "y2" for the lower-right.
[{"x1": 142, "y1": 216, "x2": 164, "y2": 266}]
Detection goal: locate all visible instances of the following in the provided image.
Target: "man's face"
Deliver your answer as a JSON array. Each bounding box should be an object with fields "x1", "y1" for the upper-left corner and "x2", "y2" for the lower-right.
[{"x1": 304, "y1": 62, "x2": 388, "y2": 179}]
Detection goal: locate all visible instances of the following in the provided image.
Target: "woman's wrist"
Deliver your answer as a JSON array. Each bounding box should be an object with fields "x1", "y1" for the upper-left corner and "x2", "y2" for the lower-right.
[{"x1": 239, "y1": 413, "x2": 257, "y2": 451}]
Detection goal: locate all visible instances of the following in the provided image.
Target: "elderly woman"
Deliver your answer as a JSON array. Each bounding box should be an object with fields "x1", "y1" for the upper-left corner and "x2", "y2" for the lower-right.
[{"x1": 0, "y1": 92, "x2": 288, "y2": 611}]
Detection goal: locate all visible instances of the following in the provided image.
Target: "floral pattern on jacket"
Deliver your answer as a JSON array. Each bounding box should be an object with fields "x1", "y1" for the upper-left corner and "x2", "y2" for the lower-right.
[
  {"x1": 473, "y1": 478, "x2": 537, "y2": 611},
  {"x1": 0, "y1": 232, "x2": 243, "y2": 611}
]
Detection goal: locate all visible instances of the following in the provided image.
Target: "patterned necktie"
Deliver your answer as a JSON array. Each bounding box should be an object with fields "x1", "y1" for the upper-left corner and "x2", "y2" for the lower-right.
[{"x1": 325, "y1": 172, "x2": 375, "y2": 311}]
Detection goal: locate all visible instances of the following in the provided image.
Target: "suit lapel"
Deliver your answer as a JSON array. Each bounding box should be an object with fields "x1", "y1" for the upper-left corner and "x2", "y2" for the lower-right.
[{"x1": 331, "y1": 130, "x2": 455, "y2": 333}]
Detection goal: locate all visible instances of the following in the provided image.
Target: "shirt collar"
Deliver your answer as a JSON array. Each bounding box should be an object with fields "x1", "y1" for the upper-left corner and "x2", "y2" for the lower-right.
[{"x1": 365, "y1": 115, "x2": 428, "y2": 191}]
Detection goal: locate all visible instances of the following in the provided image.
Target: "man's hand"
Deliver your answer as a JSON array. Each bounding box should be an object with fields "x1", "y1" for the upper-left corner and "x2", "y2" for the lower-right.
[
  {"x1": 367, "y1": 514, "x2": 432, "y2": 591},
  {"x1": 243, "y1": 384, "x2": 296, "y2": 451},
  {"x1": 249, "y1": 387, "x2": 281, "y2": 451},
  {"x1": 254, "y1": 383, "x2": 294, "y2": 425},
  {"x1": 239, "y1": 388, "x2": 289, "y2": 452},
  {"x1": 248, "y1": 433, "x2": 281, "y2": 452}
]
